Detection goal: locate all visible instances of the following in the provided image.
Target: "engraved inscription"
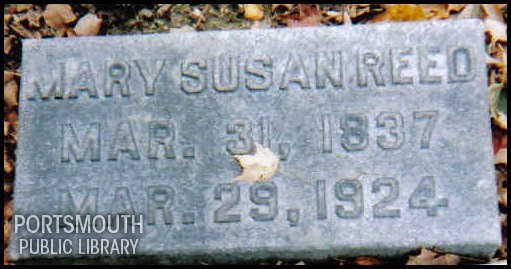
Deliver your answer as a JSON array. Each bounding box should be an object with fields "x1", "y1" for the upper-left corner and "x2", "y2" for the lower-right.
[
  {"x1": 320, "y1": 110, "x2": 440, "y2": 152},
  {"x1": 28, "y1": 62, "x2": 66, "y2": 100},
  {"x1": 413, "y1": 110, "x2": 438, "y2": 149},
  {"x1": 390, "y1": 47, "x2": 414, "y2": 85},
  {"x1": 249, "y1": 182, "x2": 278, "y2": 221},
  {"x1": 226, "y1": 119, "x2": 253, "y2": 155},
  {"x1": 321, "y1": 114, "x2": 332, "y2": 153},
  {"x1": 28, "y1": 46, "x2": 476, "y2": 101},
  {"x1": 316, "y1": 51, "x2": 343, "y2": 89},
  {"x1": 147, "y1": 185, "x2": 174, "y2": 225},
  {"x1": 448, "y1": 46, "x2": 475, "y2": 82},
  {"x1": 213, "y1": 55, "x2": 239, "y2": 92},
  {"x1": 245, "y1": 56, "x2": 272, "y2": 91},
  {"x1": 376, "y1": 112, "x2": 405, "y2": 150},
  {"x1": 334, "y1": 179, "x2": 364, "y2": 218},
  {"x1": 315, "y1": 180, "x2": 327, "y2": 220},
  {"x1": 181, "y1": 59, "x2": 207, "y2": 93},
  {"x1": 213, "y1": 183, "x2": 241, "y2": 223},
  {"x1": 280, "y1": 53, "x2": 311, "y2": 90},
  {"x1": 61, "y1": 123, "x2": 100, "y2": 162},
  {"x1": 148, "y1": 120, "x2": 176, "y2": 159},
  {"x1": 108, "y1": 121, "x2": 141, "y2": 160},
  {"x1": 105, "y1": 60, "x2": 130, "y2": 97},
  {"x1": 134, "y1": 59, "x2": 166, "y2": 96},
  {"x1": 340, "y1": 113, "x2": 369, "y2": 152},
  {"x1": 68, "y1": 61, "x2": 98, "y2": 99},
  {"x1": 311, "y1": 175, "x2": 448, "y2": 220},
  {"x1": 409, "y1": 176, "x2": 448, "y2": 216},
  {"x1": 226, "y1": 117, "x2": 292, "y2": 160},
  {"x1": 59, "y1": 188, "x2": 98, "y2": 215},
  {"x1": 419, "y1": 46, "x2": 443, "y2": 84},
  {"x1": 357, "y1": 50, "x2": 385, "y2": 87},
  {"x1": 109, "y1": 187, "x2": 136, "y2": 215},
  {"x1": 372, "y1": 177, "x2": 400, "y2": 218},
  {"x1": 286, "y1": 209, "x2": 300, "y2": 227}
]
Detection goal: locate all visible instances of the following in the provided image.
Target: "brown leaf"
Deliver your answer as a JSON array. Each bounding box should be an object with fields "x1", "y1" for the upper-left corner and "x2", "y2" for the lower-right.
[
  {"x1": 406, "y1": 248, "x2": 461, "y2": 265},
  {"x1": 4, "y1": 14, "x2": 13, "y2": 35},
  {"x1": 497, "y1": 169, "x2": 507, "y2": 208},
  {"x1": 495, "y1": 148, "x2": 507, "y2": 166},
  {"x1": 4, "y1": 122, "x2": 9, "y2": 138},
  {"x1": 447, "y1": 4, "x2": 467, "y2": 13},
  {"x1": 355, "y1": 256, "x2": 386, "y2": 265},
  {"x1": 455, "y1": 4, "x2": 481, "y2": 19},
  {"x1": 485, "y1": 19, "x2": 507, "y2": 44},
  {"x1": 4, "y1": 247, "x2": 10, "y2": 265},
  {"x1": 26, "y1": 10, "x2": 42, "y2": 28},
  {"x1": 3, "y1": 35, "x2": 16, "y2": 55},
  {"x1": 4, "y1": 182, "x2": 13, "y2": 195},
  {"x1": 74, "y1": 13, "x2": 102, "y2": 36},
  {"x1": 4, "y1": 148, "x2": 13, "y2": 175},
  {"x1": 4, "y1": 200, "x2": 13, "y2": 221},
  {"x1": 156, "y1": 4, "x2": 172, "y2": 18},
  {"x1": 422, "y1": 4, "x2": 450, "y2": 19},
  {"x1": 272, "y1": 4, "x2": 294, "y2": 11},
  {"x1": 482, "y1": 4, "x2": 506, "y2": 22},
  {"x1": 4, "y1": 220, "x2": 11, "y2": 248},
  {"x1": 492, "y1": 119, "x2": 507, "y2": 154},
  {"x1": 6, "y1": 112, "x2": 17, "y2": 135},
  {"x1": 43, "y1": 4, "x2": 77, "y2": 29},
  {"x1": 244, "y1": 4, "x2": 264, "y2": 21},
  {"x1": 285, "y1": 4, "x2": 322, "y2": 27},
  {"x1": 9, "y1": 21, "x2": 37, "y2": 38},
  {"x1": 373, "y1": 4, "x2": 429, "y2": 22},
  {"x1": 3, "y1": 71, "x2": 19, "y2": 109}
]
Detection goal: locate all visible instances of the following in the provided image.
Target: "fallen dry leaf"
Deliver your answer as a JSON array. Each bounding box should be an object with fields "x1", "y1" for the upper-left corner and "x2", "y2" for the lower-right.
[
  {"x1": 4, "y1": 220, "x2": 11, "y2": 247},
  {"x1": 156, "y1": 4, "x2": 172, "y2": 18},
  {"x1": 3, "y1": 35, "x2": 16, "y2": 55},
  {"x1": 482, "y1": 4, "x2": 506, "y2": 22},
  {"x1": 3, "y1": 248, "x2": 9, "y2": 265},
  {"x1": 454, "y1": 4, "x2": 481, "y2": 19},
  {"x1": 345, "y1": 4, "x2": 383, "y2": 21},
  {"x1": 497, "y1": 169, "x2": 507, "y2": 208},
  {"x1": 373, "y1": 4, "x2": 429, "y2": 22},
  {"x1": 447, "y1": 4, "x2": 467, "y2": 13},
  {"x1": 4, "y1": 200, "x2": 12, "y2": 221},
  {"x1": 9, "y1": 21, "x2": 39, "y2": 38},
  {"x1": 244, "y1": 4, "x2": 264, "y2": 21},
  {"x1": 485, "y1": 19, "x2": 507, "y2": 44},
  {"x1": 3, "y1": 71, "x2": 19, "y2": 109},
  {"x1": 6, "y1": 112, "x2": 17, "y2": 136},
  {"x1": 355, "y1": 256, "x2": 386, "y2": 265},
  {"x1": 25, "y1": 10, "x2": 42, "y2": 28},
  {"x1": 234, "y1": 142, "x2": 279, "y2": 182},
  {"x1": 495, "y1": 148, "x2": 507, "y2": 166},
  {"x1": 43, "y1": 4, "x2": 77, "y2": 29},
  {"x1": 4, "y1": 122, "x2": 9, "y2": 138},
  {"x1": 422, "y1": 4, "x2": 450, "y2": 19},
  {"x1": 492, "y1": 123, "x2": 507, "y2": 154},
  {"x1": 406, "y1": 248, "x2": 461, "y2": 265},
  {"x1": 74, "y1": 13, "x2": 102, "y2": 36},
  {"x1": 276, "y1": 4, "x2": 322, "y2": 27},
  {"x1": 271, "y1": 4, "x2": 294, "y2": 12},
  {"x1": 4, "y1": 148, "x2": 13, "y2": 175}
]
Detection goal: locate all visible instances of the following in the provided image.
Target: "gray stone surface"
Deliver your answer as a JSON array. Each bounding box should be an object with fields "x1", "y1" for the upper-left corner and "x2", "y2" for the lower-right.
[{"x1": 10, "y1": 19, "x2": 500, "y2": 264}]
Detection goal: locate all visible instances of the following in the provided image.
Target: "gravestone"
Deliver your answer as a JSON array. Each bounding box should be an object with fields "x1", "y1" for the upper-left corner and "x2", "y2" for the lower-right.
[{"x1": 10, "y1": 19, "x2": 501, "y2": 264}]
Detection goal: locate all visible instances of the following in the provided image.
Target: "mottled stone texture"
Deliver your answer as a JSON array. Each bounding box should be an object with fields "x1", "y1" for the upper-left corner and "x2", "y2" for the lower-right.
[{"x1": 11, "y1": 19, "x2": 500, "y2": 264}]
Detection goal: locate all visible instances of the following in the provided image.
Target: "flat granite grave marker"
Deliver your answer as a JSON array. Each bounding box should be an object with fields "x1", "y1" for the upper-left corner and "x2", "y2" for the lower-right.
[{"x1": 10, "y1": 19, "x2": 501, "y2": 264}]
